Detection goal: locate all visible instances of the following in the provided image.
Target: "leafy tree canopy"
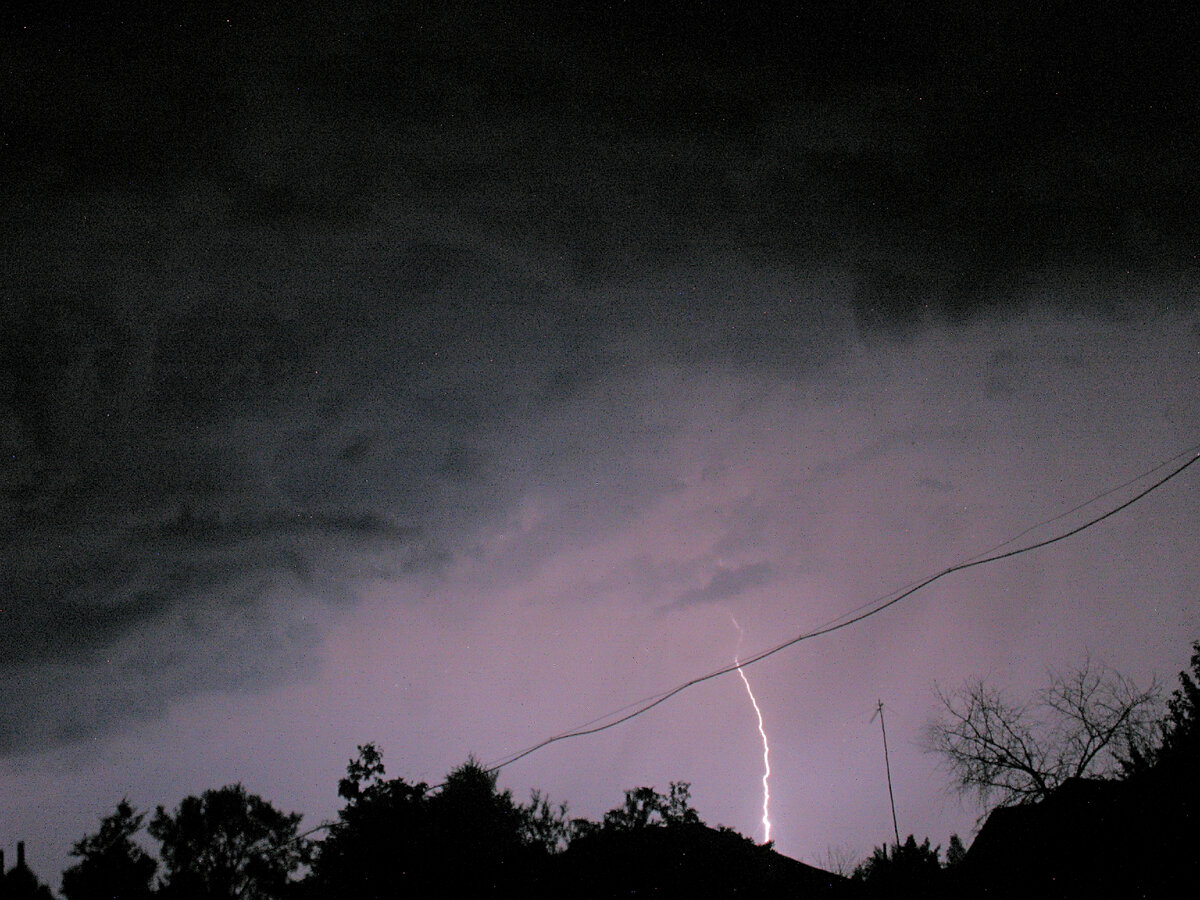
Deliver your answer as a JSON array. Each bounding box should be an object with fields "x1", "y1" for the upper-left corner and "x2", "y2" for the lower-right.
[
  {"x1": 945, "y1": 832, "x2": 967, "y2": 868},
  {"x1": 307, "y1": 744, "x2": 431, "y2": 898},
  {"x1": 1124, "y1": 640, "x2": 1200, "y2": 776},
  {"x1": 308, "y1": 745, "x2": 569, "y2": 898},
  {"x1": 599, "y1": 782, "x2": 701, "y2": 832},
  {"x1": 853, "y1": 834, "x2": 942, "y2": 892},
  {"x1": 148, "y1": 784, "x2": 308, "y2": 900},
  {"x1": 61, "y1": 799, "x2": 156, "y2": 900}
]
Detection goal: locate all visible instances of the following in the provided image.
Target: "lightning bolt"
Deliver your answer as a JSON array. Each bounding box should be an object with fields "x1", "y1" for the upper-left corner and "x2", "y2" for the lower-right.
[{"x1": 731, "y1": 614, "x2": 772, "y2": 844}]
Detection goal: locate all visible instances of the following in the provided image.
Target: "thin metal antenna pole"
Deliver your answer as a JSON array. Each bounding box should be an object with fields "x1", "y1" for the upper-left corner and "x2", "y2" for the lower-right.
[{"x1": 874, "y1": 699, "x2": 900, "y2": 846}]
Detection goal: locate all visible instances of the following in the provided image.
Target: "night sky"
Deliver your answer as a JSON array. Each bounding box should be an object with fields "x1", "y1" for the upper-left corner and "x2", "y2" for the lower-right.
[{"x1": 3, "y1": 1, "x2": 1199, "y2": 883}]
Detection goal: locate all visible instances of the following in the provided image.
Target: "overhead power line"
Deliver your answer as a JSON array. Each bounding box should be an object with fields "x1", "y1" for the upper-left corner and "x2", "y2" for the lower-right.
[{"x1": 480, "y1": 446, "x2": 1200, "y2": 777}]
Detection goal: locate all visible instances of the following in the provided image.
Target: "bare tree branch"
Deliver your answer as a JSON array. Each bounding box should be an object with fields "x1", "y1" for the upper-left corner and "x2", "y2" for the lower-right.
[{"x1": 924, "y1": 659, "x2": 1161, "y2": 810}]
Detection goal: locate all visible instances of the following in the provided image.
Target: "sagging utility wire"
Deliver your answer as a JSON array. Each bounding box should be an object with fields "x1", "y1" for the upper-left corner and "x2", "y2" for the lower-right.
[{"x1": 480, "y1": 446, "x2": 1200, "y2": 777}]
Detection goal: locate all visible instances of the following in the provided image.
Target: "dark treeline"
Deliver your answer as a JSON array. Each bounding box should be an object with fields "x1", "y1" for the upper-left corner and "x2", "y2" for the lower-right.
[
  {"x1": 4, "y1": 755, "x2": 846, "y2": 900},
  {"x1": 4, "y1": 641, "x2": 1198, "y2": 899}
]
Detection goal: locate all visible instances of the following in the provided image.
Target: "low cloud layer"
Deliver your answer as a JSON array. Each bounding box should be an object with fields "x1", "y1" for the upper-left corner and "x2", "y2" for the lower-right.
[{"x1": 4, "y1": 99, "x2": 1198, "y2": 754}]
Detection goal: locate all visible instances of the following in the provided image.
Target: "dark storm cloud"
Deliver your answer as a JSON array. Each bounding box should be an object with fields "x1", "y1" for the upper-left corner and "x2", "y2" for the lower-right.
[
  {"x1": 0, "y1": 188, "x2": 716, "y2": 750},
  {"x1": 670, "y1": 562, "x2": 775, "y2": 611},
  {"x1": 0, "y1": 468, "x2": 429, "y2": 752},
  {"x1": 9, "y1": 3, "x2": 1196, "y2": 287},
  {"x1": 3, "y1": 3, "x2": 1197, "y2": 754}
]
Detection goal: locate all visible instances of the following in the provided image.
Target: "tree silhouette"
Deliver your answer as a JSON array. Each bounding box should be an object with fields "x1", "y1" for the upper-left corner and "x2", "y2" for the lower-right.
[
  {"x1": 336, "y1": 740, "x2": 388, "y2": 803},
  {"x1": 432, "y1": 758, "x2": 525, "y2": 867},
  {"x1": 663, "y1": 782, "x2": 702, "y2": 827},
  {"x1": 1162, "y1": 641, "x2": 1200, "y2": 760},
  {"x1": 602, "y1": 786, "x2": 666, "y2": 831},
  {"x1": 1112, "y1": 640, "x2": 1200, "y2": 898},
  {"x1": 944, "y1": 833, "x2": 967, "y2": 868},
  {"x1": 61, "y1": 800, "x2": 156, "y2": 900},
  {"x1": 599, "y1": 782, "x2": 700, "y2": 831},
  {"x1": 428, "y1": 756, "x2": 557, "y2": 894},
  {"x1": 148, "y1": 784, "x2": 308, "y2": 900},
  {"x1": 853, "y1": 834, "x2": 942, "y2": 896},
  {"x1": 820, "y1": 844, "x2": 861, "y2": 878},
  {"x1": 1124, "y1": 640, "x2": 1200, "y2": 775},
  {"x1": 305, "y1": 744, "x2": 432, "y2": 898},
  {"x1": 307, "y1": 746, "x2": 565, "y2": 897},
  {"x1": 925, "y1": 656, "x2": 1160, "y2": 808},
  {"x1": 518, "y1": 789, "x2": 572, "y2": 854}
]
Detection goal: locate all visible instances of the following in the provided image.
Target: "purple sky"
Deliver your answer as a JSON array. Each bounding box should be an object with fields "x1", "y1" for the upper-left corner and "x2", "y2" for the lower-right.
[{"x1": 3, "y1": 2, "x2": 1199, "y2": 886}]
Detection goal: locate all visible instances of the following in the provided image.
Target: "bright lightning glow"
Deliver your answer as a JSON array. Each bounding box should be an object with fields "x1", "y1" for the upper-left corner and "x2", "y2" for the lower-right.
[{"x1": 730, "y1": 615, "x2": 772, "y2": 844}]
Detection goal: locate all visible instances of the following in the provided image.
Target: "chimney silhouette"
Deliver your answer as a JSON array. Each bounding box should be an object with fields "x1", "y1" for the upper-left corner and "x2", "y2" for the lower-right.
[{"x1": 17, "y1": 840, "x2": 25, "y2": 869}]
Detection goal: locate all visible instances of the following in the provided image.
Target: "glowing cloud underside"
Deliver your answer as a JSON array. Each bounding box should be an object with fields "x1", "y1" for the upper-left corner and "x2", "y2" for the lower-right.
[{"x1": 731, "y1": 615, "x2": 772, "y2": 844}]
